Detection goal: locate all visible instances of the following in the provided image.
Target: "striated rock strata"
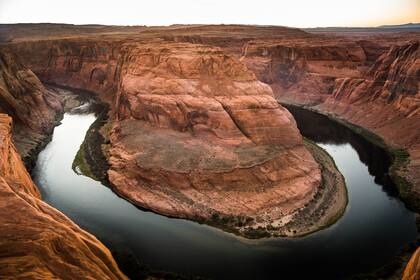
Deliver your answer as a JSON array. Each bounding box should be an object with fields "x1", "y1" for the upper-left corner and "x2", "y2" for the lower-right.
[
  {"x1": 0, "y1": 22, "x2": 418, "y2": 274},
  {"x1": 108, "y1": 43, "x2": 325, "y2": 235},
  {"x1": 240, "y1": 36, "x2": 420, "y2": 210},
  {"x1": 2, "y1": 37, "x2": 349, "y2": 237},
  {"x1": 0, "y1": 49, "x2": 63, "y2": 167},
  {"x1": 403, "y1": 247, "x2": 420, "y2": 280},
  {"x1": 319, "y1": 42, "x2": 420, "y2": 205},
  {"x1": 0, "y1": 113, "x2": 127, "y2": 279}
]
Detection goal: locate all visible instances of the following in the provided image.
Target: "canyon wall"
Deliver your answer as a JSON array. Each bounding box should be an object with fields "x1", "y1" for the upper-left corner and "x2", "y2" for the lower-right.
[
  {"x1": 3, "y1": 25, "x2": 418, "y2": 221},
  {"x1": 107, "y1": 41, "x2": 321, "y2": 230},
  {"x1": 320, "y1": 42, "x2": 420, "y2": 200},
  {"x1": 239, "y1": 35, "x2": 420, "y2": 209},
  {"x1": 0, "y1": 113, "x2": 127, "y2": 279},
  {"x1": 4, "y1": 38, "x2": 339, "y2": 236},
  {"x1": 403, "y1": 246, "x2": 420, "y2": 280},
  {"x1": 3, "y1": 40, "x2": 123, "y2": 101},
  {"x1": 0, "y1": 23, "x2": 418, "y2": 274},
  {"x1": 0, "y1": 49, "x2": 63, "y2": 166}
]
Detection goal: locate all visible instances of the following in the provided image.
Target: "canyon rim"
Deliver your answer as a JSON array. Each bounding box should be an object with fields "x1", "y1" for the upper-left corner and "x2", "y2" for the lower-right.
[{"x1": 0, "y1": 2, "x2": 419, "y2": 279}]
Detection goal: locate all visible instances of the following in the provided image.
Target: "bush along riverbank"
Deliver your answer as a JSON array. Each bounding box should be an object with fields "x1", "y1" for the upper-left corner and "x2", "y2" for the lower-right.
[
  {"x1": 282, "y1": 102, "x2": 417, "y2": 213},
  {"x1": 72, "y1": 102, "x2": 110, "y2": 184},
  {"x1": 282, "y1": 102, "x2": 419, "y2": 280},
  {"x1": 74, "y1": 108, "x2": 348, "y2": 239}
]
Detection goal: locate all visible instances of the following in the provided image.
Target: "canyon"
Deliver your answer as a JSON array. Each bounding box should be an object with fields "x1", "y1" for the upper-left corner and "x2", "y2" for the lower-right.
[
  {"x1": 0, "y1": 59, "x2": 126, "y2": 277},
  {"x1": 0, "y1": 23, "x2": 418, "y2": 278},
  {"x1": 1, "y1": 28, "x2": 347, "y2": 238},
  {"x1": 239, "y1": 34, "x2": 420, "y2": 210}
]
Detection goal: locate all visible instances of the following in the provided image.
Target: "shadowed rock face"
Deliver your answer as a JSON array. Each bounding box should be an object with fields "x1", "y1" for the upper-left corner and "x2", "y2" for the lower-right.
[
  {"x1": 238, "y1": 34, "x2": 420, "y2": 205},
  {"x1": 239, "y1": 37, "x2": 396, "y2": 105},
  {"x1": 0, "y1": 50, "x2": 61, "y2": 131},
  {"x1": 0, "y1": 49, "x2": 63, "y2": 164},
  {"x1": 12, "y1": 40, "x2": 321, "y2": 223},
  {"x1": 320, "y1": 42, "x2": 420, "y2": 196},
  {"x1": 107, "y1": 42, "x2": 321, "y2": 221},
  {"x1": 0, "y1": 114, "x2": 127, "y2": 280},
  {"x1": 4, "y1": 37, "x2": 322, "y2": 228}
]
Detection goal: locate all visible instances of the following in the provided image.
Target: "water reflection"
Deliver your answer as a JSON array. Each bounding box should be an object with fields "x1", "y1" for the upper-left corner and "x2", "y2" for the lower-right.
[
  {"x1": 33, "y1": 104, "x2": 416, "y2": 280},
  {"x1": 285, "y1": 105, "x2": 396, "y2": 195}
]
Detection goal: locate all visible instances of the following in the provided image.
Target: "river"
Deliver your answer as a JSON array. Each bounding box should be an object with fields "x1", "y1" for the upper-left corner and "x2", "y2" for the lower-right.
[{"x1": 33, "y1": 102, "x2": 416, "y2": 279}]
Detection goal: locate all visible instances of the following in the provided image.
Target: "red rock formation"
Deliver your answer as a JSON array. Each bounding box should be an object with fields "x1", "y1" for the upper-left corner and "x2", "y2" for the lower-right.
[
  {"x1": 0, "y1": 113, "x2": 127, "y2": 279},
  {"x1": 4, "y1": 37, "x2": 326, "y2": 235},
  {"x1": 403, "y1": 247, "x2": 420, "y2": 280},
  {"x1": 239, "y1": 34, "x2": 420, "y2": 210},
  {"x1": 106, "y1": 42, "x2": 321, "y2": 228},
  {"x1": 4, "y1": 40, "x2": 122, "y2": 99},
  {"x1": 318, "y1": 41, "x2": 420, "y2": 205},
  {"x1": 240, "y1": 38, "x2": 380, "y2": 104},
  {"x1": 0, "y1": 22, "x2": 418, "y2": 275},
  {"x1": 0, "y1": 49, "x2": 63, "y2": 164}
]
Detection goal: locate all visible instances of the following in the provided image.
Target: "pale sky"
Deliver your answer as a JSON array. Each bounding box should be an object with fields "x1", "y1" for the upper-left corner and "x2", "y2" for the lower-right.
[{"x1": 0, "y1": 0, "x2": 419, "y2": 28}]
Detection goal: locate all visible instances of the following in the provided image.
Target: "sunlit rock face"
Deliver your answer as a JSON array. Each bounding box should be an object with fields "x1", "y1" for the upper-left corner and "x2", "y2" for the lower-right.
[
  {"x1": 107, "y1": 42, "x2": 321, "y2": 222},
  {"x1": 0, "y1": 114, "x2": 127, "y2": 280},
  {"x1": 7, "y1": 37, "x2": 321, "y2": 226},
  {"x1": 403, "y1": 247, "x2": 420, "y2": 280},
  {"x1": 240, "y1": 35, "x2": 420, "y2": 210}
]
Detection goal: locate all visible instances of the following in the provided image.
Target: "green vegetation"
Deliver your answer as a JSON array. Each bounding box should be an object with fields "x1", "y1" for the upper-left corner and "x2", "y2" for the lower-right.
[
  {"x1": 71, "y1": 102, "x2": 110, "y2": 183},
  {"x1": 326, "y1": 114, "x2": 416, "y2": 211},
  {"x1": 72, "y1": 126, "x2": 98, "y2": 181},
  {"x1": 282, "y1": 102, "x2": 417, "y2": 212},
  {"x1": 195, "y1": 139, "x2": 348, "y2": 239},
  {"x1": 298, "y1": 138, "x2": 348, "y2": 237},
  {"x1": 202, "y1": 213, "x2": 262, "y2": 239}
]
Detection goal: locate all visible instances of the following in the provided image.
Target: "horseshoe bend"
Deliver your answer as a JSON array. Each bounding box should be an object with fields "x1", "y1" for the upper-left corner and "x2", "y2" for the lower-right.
[{"x1": 0, "y1": 22, "x2": 419, "y2": 279}]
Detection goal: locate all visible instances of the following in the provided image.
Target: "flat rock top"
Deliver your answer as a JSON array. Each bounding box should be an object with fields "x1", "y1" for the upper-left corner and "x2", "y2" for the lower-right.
[{"x1": 117, "y1": 119, "x2": 281, "y2": 173}]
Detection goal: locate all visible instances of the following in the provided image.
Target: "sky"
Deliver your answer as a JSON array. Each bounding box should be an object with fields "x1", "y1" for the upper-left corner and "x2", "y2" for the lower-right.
[{"x1": 0, "y1": 0, "x2": 419, "y2": 28}]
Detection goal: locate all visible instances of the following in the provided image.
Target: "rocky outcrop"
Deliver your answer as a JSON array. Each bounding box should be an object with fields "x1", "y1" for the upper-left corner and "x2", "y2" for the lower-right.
[
  {"x1": 0, "y1": 49, "x2": 63, "y2": 166},
  {"x1": 403, "y1": 247, "x2": 420, "y2": 280},
  {"x1": 0, "y1": 23, "x2": 417, "y2": 276},
  {"x1": 0, "y1": 113, "x2": 127, "y2": 279},
  {"x1": 318, "y1": 41, "x2": 420, "y2": 208},
  {"x1": 4, "y1": 37, "x2": 342, "y2": 237},
  {"x1": 240, "y1": 38, "x2": 383, "y2": 104},
  {"x1": 3, "y1": 40, "x2": 122, "y2": 100},
  {"x1": 106, "y1": 42, "x2": 324, "y2": 236},
  {"x1": 241, "y1": 36, "x2": 420, "y2": 210}
]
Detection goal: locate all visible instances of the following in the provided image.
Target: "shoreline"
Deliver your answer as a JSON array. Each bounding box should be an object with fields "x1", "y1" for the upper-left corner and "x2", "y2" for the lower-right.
[
  {"x1": 280, "y1": 101, "x2": 416, "y2": 212},
  {"x1": 281, "y1": 101, "x2": 420, "y2": 279},
  {"x1": 73, "y1": 98, "x2": 348, "y2": 239}
]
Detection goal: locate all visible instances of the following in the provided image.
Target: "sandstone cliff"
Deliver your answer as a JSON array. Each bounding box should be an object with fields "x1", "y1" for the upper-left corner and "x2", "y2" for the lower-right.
[
  {"x1": 3, "y1": 38, "x2": 345, "y2": 237},
  {"x1": 0, "y1": 49, "x2": 63, "y2": 166},
  {"x1": 239, "y1": 37, "x2": 391, "y2": 104},
  {"x1": 0, "y1": 23, "x2": 418, "y2": 276},
  {"x1": 107, "y1": 42, "x2": 322, "y2": 232},
  {"x1": 403, "y1": 247, "x2": 420, "y2": 280},
  {"x1": 320, "y1": 42, "x2": 420, "y2": 201},
  {"x1": 239, "y1": 35, "x2": 420, "y2": 210},
  {"x1": 0, "y1": 113, "x2": 127, "y2": 279}
]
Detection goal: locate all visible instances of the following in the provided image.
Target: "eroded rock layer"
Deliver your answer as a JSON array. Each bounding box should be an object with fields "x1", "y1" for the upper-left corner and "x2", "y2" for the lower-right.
[
  {"x1": 2, "y1": 36, "x2": 330, "y2": 235},
  {"x1": 107, "y1": 42, "x2": 322, "y2": 226},
  {"x1": 320, "y1": 42, "x2": 420, "y2": 198},
  {"x1": 0, "y1": 114, "x2": 127, "y2": 279},
  {"x1": 403, "y1": 246, "x2": 420, "y2": 280},
  {"x1": 0, "y1": 49, "x2": 63, "y2": 165},
  {"x1": 218, "y1": 30, "x2": 420, "y2": 209},
  {"x1": 0, "y1": 22, "x2": 418, "y2": 276}
]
